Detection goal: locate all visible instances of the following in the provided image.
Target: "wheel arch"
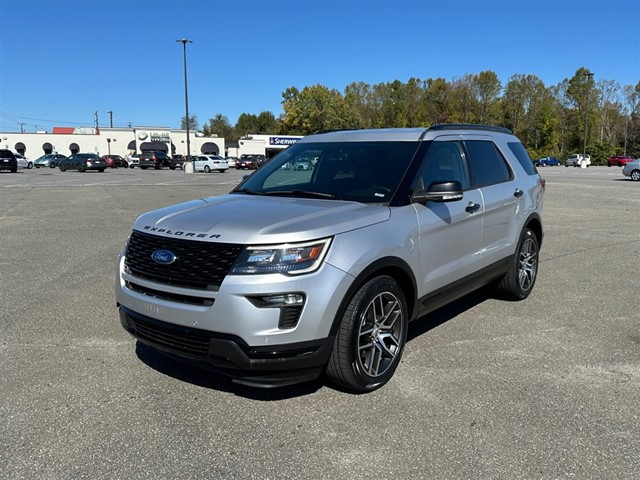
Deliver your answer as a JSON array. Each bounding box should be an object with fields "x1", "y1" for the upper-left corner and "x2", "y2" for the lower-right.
[
  {"x1": 328, "y1": 256, "x2": 418, "y2": 338},
  {"x1": 524, "y1": 213, "x2": 543, "y2": 247}
]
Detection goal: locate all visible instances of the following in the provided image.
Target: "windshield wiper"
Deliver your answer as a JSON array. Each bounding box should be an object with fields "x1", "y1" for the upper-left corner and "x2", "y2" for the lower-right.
[
  {"x1": 264, "y1": 190, "x2": 338, "y2": 200},
  {"x1": 234, "y1": 188, "x2": 266, "y2": 196}
]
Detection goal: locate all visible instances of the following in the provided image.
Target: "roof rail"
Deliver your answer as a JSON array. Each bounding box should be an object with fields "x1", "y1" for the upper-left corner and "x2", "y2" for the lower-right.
[{"x1": 428, "y1": 124, "x2": 513, "y2": 134}]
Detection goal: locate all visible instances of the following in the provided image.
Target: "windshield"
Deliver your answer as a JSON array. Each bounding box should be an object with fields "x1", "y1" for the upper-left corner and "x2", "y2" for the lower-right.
[{"x1": 234, "y1": 141, "x2": 419, "y2": 203}]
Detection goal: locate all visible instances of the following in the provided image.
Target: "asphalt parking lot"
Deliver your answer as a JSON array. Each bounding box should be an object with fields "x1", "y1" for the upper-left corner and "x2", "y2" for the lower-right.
[{"x1": 1, "y1": 166, "x2": 639, "y2": 479}]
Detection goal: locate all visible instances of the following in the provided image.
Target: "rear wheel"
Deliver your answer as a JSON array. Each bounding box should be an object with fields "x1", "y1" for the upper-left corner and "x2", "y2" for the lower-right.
[
  {"x1": 326, "y1": 275, "x2": 408, "y2": 392},
  {"x1": 98, "y1": 169, "x2": 105, "y2": 173},
  {"x1": 204, "y1": 165, "x2": 211, "y2": 173},
  {"x1": 496, "y1": 228, "x2": 539, "y2": 300},
  {"x1": 631, "y1": 170, "x2": 640, "y2": 181}
]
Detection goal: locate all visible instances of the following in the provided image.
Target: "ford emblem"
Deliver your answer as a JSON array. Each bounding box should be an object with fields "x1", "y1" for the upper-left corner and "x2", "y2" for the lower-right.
[{"x1": 151, "y1": 249, "x2": 177, "y2": 265}]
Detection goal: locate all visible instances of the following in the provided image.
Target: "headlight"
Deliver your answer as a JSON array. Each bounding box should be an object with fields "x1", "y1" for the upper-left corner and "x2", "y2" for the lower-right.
[{"x1": 230, "y1": 238, "x2": 332, "y2": 275}]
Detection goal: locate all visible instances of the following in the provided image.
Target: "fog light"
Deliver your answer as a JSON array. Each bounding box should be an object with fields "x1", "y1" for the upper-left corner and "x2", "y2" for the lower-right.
[
  {"x1": 246, "y1": 293, "x2": 306, "y2": 330},
  {"x1": 262, "y1": 293, "x2": 304, "y2": 306}
]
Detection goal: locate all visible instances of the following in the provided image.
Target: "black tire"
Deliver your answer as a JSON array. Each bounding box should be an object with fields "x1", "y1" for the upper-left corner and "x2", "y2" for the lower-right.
[
  {"x1": 140, "y1": 166, "x2": 147, "y2": 170},
  {"x1": 59, "y1": 165, "x2": 65, "y2": 172},
  {"x1": 78, "y1": 165, "x2": 85, "y2": 172},
  {"x1": 326, "y1": 275, "x2": 408, "y2": 393},
  {"x1": 630, "y1": 170, "x2": 640, "y2": 182},
  {"x1": 28, "y1": 162, "x2": 33, "y2": 169},
  {"x1": 496, "y1": 228, "x2": 539, "y2": 300},
  {"x1": 11, "y1": 167, "x2": 17, "y2": 173},
  {"x1": 98, "y1": 169, "x2": 105, "y2": 173},
  {"x1": 218, "y1": 169, "x2": 225, "y2": 173},
  {"x1": 204, "y1": 165, "x2": 211, "y2": 173}
]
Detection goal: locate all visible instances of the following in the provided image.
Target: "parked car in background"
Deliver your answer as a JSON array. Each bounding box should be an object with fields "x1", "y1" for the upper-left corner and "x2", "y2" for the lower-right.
[
  {"x1": 0, "y1": 149, "x2": 17, "y2": 173},
  {"x1": 127, "y1": 153, "x2": 140, "y2": 168},
  {"x1": 236, "y1": 154, "x2": 258, "y2": 170},
  {"x1": 58, "y1": 153, "x2": 106, "y2": 172},
  {"x1": 101, "y1": 154, "x2": 127, "y2": 168},
  {"x1": 225, "y1": 156, "x2": 238, "y2": 168},
  {"x1": 193, "y1": 155, "x2": 229, "y2": 173},
  {"x1": 565, "y1": 153, "x2": 591, "y2": 167},
  {"x1": 34, "y1": 153, "x2": 67, "y2": 168},
  {"x1": 534, "y1": 156, "x2": 561, "y2": 167},
  {"x1": 170, "y1": 155, "x2": 186, "y2": 170},
  {"x1": 607, "y1": 155, "x2": 634, "y2": 167},
  {"x1": 15, "y1": 153, "x2": 33, "y2": 169},
  {"x1": 139, "y1": 151, "x2": 171, "y2": 170},
  {"x1": 622, "y1": 158, "x2": 640, "y2": 181}
]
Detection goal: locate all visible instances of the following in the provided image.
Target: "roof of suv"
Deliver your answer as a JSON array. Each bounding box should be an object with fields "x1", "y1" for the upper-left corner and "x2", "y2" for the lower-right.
[{"x1": 300, "y1": 124, "x2": 514, "y2": 143}]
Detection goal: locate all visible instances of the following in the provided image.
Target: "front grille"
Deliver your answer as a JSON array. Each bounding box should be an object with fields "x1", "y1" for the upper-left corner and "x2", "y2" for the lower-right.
[
  {"x1": 125, "y1": 281, "x2": 214, "y2": 306},
  {"x1": 132, "y1": 315, "x2": 210, "y2": 355},
  {"x1": 125, "y1": 231, "x2": 243, "y2": 290}
]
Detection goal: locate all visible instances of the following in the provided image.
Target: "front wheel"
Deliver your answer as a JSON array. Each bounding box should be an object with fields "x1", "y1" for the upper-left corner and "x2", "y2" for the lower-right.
[
  {"x1": 326, "y1": 275, "x2": 408, "y2": 393},
  {"x1": 496, "y1": 228, "x2": 539, "y2": 300}
]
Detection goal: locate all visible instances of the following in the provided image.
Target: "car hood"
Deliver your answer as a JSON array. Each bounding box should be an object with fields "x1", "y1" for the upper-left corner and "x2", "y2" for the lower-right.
[{"x1": 133, "y1": 194, "x2": 391, "y2": 244}]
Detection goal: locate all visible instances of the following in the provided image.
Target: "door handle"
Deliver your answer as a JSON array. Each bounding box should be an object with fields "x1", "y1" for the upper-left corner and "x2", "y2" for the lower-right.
[
  {"x1": 465, "y1": 202, "x2": 480, "y2": 213},
  {"x1": 514, "y1": 188, "x2": 524, "y2": 198}
]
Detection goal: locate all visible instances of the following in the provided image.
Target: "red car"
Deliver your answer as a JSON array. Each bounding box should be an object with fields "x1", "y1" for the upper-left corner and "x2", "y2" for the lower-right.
[
  {"x1": 607, "y1": 155, "x2": 634, "y2": 167},
  {"x1": 101, "y1": 155, "x2": 127, "y2": 168}
]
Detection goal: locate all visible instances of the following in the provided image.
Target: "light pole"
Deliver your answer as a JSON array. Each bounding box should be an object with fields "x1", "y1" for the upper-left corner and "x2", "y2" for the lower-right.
[
  {"x1": 177, "y1": 38, "x2": 193, "y2": 173},
  {"x1": 582, "y1": 72, "x2": 594, "y2": 159}
]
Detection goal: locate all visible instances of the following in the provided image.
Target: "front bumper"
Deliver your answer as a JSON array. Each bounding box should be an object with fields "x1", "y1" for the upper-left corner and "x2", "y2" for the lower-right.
[{"x1": 119, "y1": 306, "x2": 334, "y2": 387}]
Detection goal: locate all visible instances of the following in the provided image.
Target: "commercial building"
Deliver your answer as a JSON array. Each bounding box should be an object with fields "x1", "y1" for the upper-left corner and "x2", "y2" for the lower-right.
[
  {"x1": 1, "y1": 127, "x2": 304, "y2": 161},
  {"x1": 0, "y1": 126, "x2": 225, "y2": 159}
]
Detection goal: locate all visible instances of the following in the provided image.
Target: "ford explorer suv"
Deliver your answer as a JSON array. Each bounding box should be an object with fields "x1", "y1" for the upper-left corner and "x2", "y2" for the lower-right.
[{"x1": 116, "y1": 125, "x2": 545, "y2": 392}]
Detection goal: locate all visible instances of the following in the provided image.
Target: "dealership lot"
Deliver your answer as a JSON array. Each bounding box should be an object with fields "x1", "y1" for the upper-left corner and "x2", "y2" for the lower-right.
[{"x1": 1, "y1": 166, "x2": 639, "y2": 479}]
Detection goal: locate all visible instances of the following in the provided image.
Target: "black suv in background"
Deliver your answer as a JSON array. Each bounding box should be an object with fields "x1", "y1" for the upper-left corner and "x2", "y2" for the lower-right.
[
  {"x1": 139, "y1": 151, "x2": 171, "y2": 170},
  {"x1": 0, "y1": 149, "x2": 18, "y2": 173}
]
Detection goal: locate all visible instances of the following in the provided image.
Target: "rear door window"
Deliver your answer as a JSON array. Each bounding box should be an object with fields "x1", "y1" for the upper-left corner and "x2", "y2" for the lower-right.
[{"x1": 464, "y1": 140, "x2": 512, "y2": 188}]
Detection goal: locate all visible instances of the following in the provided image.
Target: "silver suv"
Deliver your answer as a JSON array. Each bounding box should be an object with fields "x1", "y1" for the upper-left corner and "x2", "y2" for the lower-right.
[{"x1": 116, "y1": 125, "x2": 545, "y2": 392}]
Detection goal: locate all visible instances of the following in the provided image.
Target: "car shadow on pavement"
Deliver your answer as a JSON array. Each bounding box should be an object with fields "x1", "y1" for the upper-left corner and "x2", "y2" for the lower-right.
[
  {"x1": 407, "y1": 286, "x2": 493, "y2": 342},
  {"x1": 134, "y1": 342, "x2": 322, "y2": 400}
]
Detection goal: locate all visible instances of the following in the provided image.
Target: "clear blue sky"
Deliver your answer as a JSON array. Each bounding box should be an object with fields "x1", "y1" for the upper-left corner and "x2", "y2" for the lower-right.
[{"x1": 0, "y1": 0, "x2": 638, "y2": 132}]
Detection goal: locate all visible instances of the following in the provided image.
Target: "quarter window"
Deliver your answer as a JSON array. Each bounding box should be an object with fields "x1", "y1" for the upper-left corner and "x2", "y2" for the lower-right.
[{"x1": 465, "y1": 140, "x2": 512, "y2": 187}]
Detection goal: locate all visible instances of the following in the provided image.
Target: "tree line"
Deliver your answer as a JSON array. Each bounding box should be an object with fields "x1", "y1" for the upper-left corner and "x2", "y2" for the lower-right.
[{"x1": 182, "y1": 67, "x2": 640, "y2": 164}]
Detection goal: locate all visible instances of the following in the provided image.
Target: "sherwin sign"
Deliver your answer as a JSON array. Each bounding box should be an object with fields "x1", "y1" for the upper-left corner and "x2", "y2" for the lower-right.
[{"x1": 269, "y1": 137, "x2": 300, "y2": 146}]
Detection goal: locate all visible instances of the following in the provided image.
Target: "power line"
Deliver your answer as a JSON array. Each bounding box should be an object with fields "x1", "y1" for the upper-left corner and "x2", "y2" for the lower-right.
[{"x1": 0, "y1": 110, "x2": 89, "y2": 127}]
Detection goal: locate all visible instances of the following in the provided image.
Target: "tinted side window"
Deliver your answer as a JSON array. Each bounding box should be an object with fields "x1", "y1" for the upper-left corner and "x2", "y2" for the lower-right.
[
  {"x1": 418, "y1": 141, "x2": 470, "y2": 190},
  {"x1": 508, "y1": 141, "x2": 537, "y2": 175},
  {"x1": 465, "y1": 140, "x2": 511, "y2": 187}
]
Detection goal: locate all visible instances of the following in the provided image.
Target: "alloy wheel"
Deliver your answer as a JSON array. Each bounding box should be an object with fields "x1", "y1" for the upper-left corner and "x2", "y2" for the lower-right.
[
  {"x1": 357, "y1": 291, "x2": 404, "y2": 378},
  {"x1": 518, "y1": 237, "x2": 538, "y2": 292}
]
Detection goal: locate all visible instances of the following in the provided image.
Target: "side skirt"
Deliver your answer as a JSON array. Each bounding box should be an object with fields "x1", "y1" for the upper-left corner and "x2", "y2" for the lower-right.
[{"x1": 414, "y1": 257, "x2": 511, "y2": 320}]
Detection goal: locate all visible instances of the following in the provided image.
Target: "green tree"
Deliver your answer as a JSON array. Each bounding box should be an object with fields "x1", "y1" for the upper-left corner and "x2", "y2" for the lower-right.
[
  {"x1": 280, "y1": 84, "x2": 358, "y2": 134},
  {"x1": 202, "y1": 114, "x2": 235, "y2": 140},
  {"x1": 180, "y1": 114, "x2": 198, "y2": 131}
]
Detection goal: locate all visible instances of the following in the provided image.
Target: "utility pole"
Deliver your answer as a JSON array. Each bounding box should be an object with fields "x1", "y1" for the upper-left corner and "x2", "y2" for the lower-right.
[
  {"x1": 582, "y1": 72, "x2": 594, "y2": 159},
  {"x1": 108, "y1": 111, "x2": 113, "y2": 128},
  {"x1": 177, "y1": 38, "x2": 193, "y2": 173},
  {"x1": 94, "y1": 111, "x2": 99, "y2": 131},
  {"x1": 18, "y1": 122, "x2": 25, "y2": 133}
]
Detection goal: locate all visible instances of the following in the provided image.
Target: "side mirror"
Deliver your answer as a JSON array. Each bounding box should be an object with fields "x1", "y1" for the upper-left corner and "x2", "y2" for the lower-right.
[{"x1": 412, "y1": 180, "x2": 463, "y2": 203}]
